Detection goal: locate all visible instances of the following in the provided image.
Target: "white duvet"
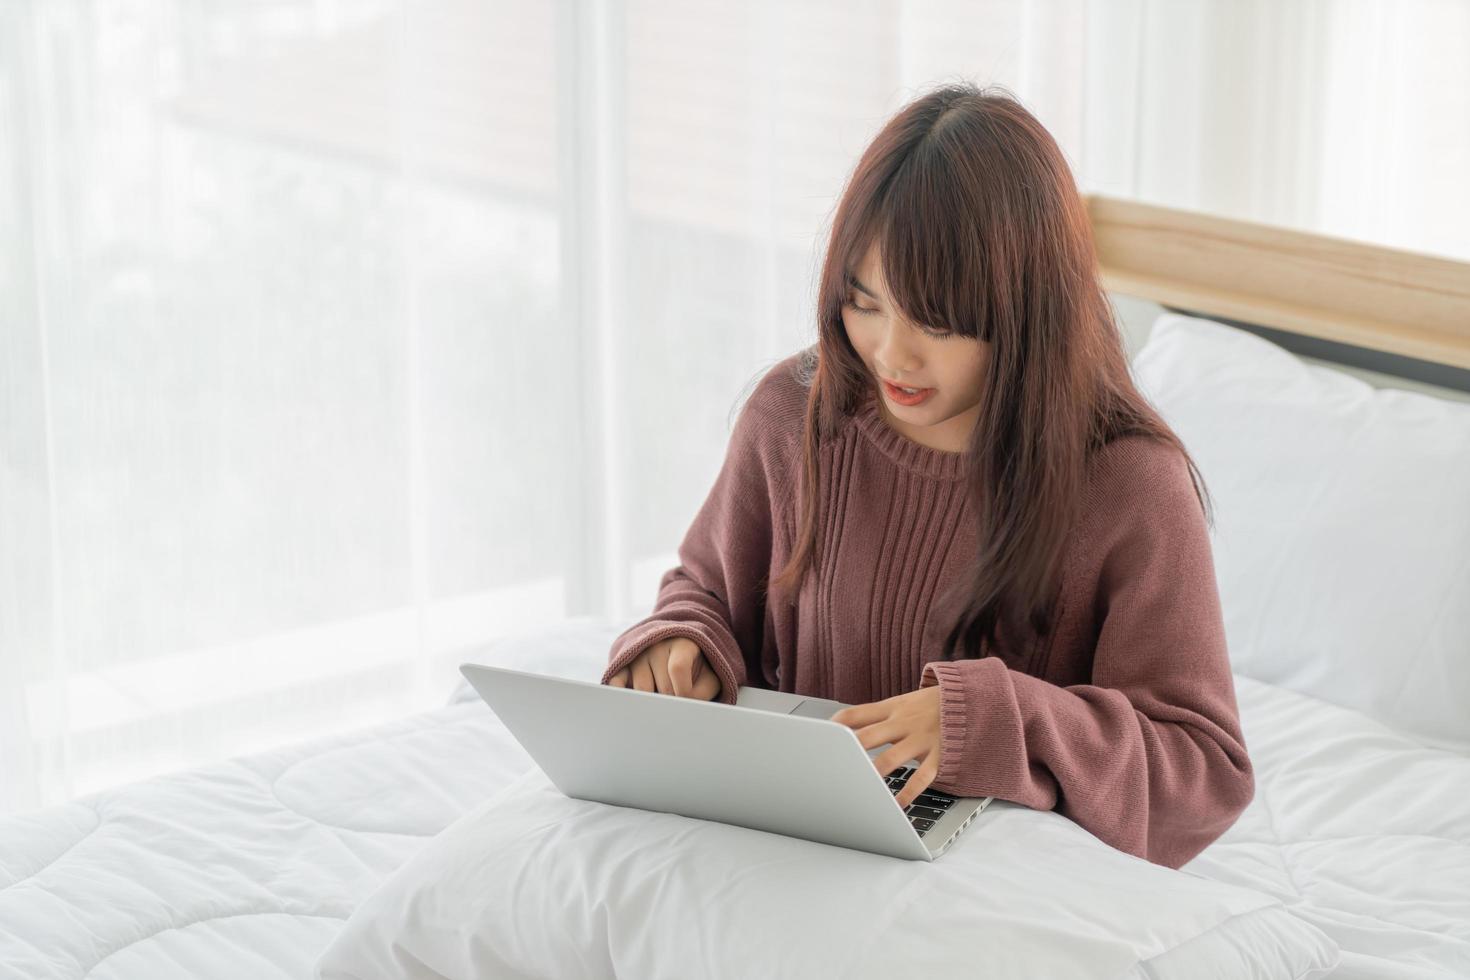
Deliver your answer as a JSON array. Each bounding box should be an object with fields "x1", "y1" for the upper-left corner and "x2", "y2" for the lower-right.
[
  {"x1": 316, "y1": 758, "x2": 1338, "y2": 979},
  {"x1": 1, "y1": 619, "x2": 1466, "y2": 978}
]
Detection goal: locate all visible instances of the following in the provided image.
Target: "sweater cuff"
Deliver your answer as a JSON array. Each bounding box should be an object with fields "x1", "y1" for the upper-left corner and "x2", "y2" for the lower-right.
[
  {"x1": 602, "y1": 620, "x2": 747, "y2": 705},
  {"x1": 919, "y1": 656, "x2": 1029, "y2": 799}
]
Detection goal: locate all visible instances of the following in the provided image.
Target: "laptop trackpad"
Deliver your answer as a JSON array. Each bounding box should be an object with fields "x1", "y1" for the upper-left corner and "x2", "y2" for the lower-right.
[{"x1": 789, "y1": 698, "x2": 846, "y2": 720}]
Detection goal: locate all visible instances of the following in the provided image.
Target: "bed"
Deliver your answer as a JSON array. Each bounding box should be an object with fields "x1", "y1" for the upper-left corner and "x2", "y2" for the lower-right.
[
  {"x1": 1, "y1": 619, "x2": 1466, "y2": 978},
  {"x1": 3, "y1": 196, "x2": 1468, "y2": 978}
]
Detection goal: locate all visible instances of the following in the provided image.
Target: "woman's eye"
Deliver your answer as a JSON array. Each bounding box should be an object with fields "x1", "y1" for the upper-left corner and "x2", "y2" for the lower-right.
[{"x1": 846, "y1": 297, "x2": 954, "y2": 339}]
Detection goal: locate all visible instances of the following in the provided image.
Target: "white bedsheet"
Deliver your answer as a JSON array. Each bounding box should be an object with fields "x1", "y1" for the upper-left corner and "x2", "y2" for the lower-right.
[
  {"x1": 0, "y1": 698, "x2": 530, "y2": 980},
  {"x1": 1181, "y1": 675, "x2": 1470, "y2": 979},
  {"x1": 1, "y1": 619, "x2": 1466, "y2": 978}
]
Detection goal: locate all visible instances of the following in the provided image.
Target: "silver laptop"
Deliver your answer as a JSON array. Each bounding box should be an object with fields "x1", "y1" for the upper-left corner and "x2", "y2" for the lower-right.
[{"x1": 459, "y1": 662, "x2": 992, "y2": 861}]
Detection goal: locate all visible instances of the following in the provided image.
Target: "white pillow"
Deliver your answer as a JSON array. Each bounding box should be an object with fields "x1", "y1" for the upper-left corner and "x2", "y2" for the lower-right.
[
  {"x1": 315, "y1": 764, "x2": 1338, "y2": 980},
  {"x1": 1132, "y1": 312, "x2": 1470, "y2": 750}
]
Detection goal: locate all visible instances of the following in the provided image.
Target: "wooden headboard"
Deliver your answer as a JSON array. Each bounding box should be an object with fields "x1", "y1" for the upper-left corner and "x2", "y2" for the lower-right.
[{"x1": 1083, "y1": 194, "x2": 1470, "y2": 377}]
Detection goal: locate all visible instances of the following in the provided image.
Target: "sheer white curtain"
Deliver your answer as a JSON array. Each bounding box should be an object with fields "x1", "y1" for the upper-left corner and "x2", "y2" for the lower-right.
[{"x1": 2, "y1": 0, "x2": 1465, "y2": 815}]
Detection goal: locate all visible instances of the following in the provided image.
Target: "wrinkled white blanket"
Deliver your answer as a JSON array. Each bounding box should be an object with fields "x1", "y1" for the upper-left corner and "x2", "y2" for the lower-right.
[
  {"x1": 315, "y1": 761, "x2": 1339, "y2": 980},
  {"x1": 2, "y1": 619, "x2": 1466, "y2": 979}
]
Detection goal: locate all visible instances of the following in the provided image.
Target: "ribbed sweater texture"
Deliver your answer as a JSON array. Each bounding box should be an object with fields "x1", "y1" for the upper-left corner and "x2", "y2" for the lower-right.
[{"x1": 601, "y1": 351, "x2": 1254, "y2": 869}]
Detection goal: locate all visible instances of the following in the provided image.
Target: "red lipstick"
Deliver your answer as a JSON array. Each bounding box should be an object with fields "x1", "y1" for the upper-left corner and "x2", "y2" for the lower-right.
[{"x1": 880, "y1": 378, "x2": 935, "y2": 407}]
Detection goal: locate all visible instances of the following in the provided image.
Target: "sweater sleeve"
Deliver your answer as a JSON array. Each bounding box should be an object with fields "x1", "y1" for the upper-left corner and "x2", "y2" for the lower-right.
[
  {"x1": 917, "y1": 443, "x2": 1255, "y2": 870},
  {"x1": 599, "y1": 378, "x2": 791, "y2": 706}
]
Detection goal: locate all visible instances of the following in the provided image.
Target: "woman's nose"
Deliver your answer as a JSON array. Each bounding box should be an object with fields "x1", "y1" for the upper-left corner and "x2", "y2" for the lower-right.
[{"x1": 875, "y1": 324, "x2": 920, "y2": 374}]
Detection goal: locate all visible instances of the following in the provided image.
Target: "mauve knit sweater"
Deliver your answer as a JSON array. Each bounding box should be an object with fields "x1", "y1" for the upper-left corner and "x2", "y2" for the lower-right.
[{"x1": 600, "y1": 351, "x2": 1254, "y2": 869}]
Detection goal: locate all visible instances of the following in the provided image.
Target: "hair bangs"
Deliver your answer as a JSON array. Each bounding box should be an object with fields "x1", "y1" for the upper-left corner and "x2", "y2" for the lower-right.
[{"x1": 850, "y1": 153, "x2": 990, "y2": 341}]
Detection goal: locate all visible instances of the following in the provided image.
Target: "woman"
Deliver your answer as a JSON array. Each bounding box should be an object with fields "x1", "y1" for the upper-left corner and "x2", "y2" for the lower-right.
[{"x1": 602, "y1": 82, "x2": 1253, "y2": 871}]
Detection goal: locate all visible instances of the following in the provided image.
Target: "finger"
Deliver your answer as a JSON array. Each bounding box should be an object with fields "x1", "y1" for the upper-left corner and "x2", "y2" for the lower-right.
[
  {"x1": 830, "y1": 700, "x2": 885, "y2": 729},
  {"x1": 665, "y1": 639, "x2": 699, "y2": 698},
  {"x1": 608, "y1": 668, "x2": 628, "y2": 688},
  {"x1": 649, "y1": 641, "x2": 675, "y2": 694},
  {"x1": 871, "y1": 737, "x2": 922, "y2": 781},
  {"x1": 692, "y1": 665, "x2": 721, "y2": 701},
  {"x1": 850, "y1": 720, "x2": 904, "y2": 754},
  {"x1": 896, "y1": 753, "x2": 940, "y2": 810},
  {"x1": 631, "y1": 653, "x2": 656, "y2": 692}
]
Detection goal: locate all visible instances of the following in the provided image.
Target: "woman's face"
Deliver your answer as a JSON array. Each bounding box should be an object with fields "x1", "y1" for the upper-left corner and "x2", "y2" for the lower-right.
[{"x1": 841, "y1": 242, "x2": 990, "y2": 454}]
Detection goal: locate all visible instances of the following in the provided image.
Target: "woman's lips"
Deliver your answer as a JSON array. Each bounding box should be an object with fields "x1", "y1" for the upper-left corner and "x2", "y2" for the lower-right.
[{"x1": 881, "y1": 378, "x2": 935, "y2": 406}]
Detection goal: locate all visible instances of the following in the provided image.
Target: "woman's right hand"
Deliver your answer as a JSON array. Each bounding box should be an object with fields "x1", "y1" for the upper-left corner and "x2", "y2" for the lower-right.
[{"x1": 606, "y1": 636, "x2": 722, "y2": 701}]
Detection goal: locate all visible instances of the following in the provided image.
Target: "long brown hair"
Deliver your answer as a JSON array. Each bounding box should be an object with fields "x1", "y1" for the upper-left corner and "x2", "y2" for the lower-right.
[{"x1": 766, "y1": 81, "x2": 1214, "y2": 665}]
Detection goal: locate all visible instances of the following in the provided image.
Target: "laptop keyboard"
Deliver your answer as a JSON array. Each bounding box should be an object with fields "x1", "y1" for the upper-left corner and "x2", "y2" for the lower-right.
[{"x1": 885, "y1": 766, "x2": 957, "y2": 837}]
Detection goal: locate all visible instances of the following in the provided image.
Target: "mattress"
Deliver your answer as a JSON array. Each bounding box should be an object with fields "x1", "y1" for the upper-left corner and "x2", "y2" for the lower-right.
[{"x1": 1, "y1": 620, "x2": 1466, "y2": 979}]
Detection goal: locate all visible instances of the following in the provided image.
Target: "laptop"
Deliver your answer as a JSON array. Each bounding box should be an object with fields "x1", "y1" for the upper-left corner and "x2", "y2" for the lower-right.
[{"x1": 458, "y1": 662, "x2": 993, "y2": 861}]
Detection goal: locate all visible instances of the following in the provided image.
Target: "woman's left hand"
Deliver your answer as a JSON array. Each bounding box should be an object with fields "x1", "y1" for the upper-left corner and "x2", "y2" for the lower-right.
[{"x1": 830, "y1": 687, "x2": 944, "y2": 810}]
